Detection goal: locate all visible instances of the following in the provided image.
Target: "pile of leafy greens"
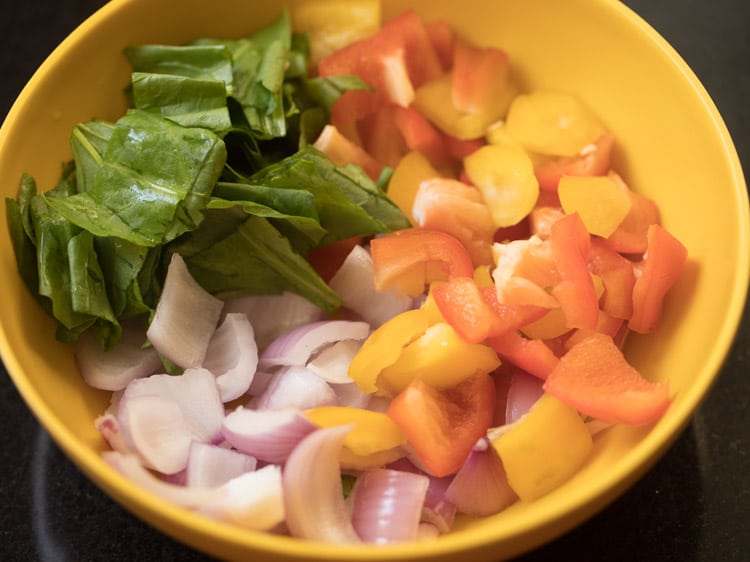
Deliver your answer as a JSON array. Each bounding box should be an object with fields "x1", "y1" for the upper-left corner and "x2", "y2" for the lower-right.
[{"x1": 5, "y1": 9, "x2": 409, "y2": 349}]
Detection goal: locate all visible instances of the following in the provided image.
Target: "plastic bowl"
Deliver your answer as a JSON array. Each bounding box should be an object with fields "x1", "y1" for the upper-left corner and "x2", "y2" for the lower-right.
[{"x1": 1, "y1": 0, "x2": 748, "y2": 560}]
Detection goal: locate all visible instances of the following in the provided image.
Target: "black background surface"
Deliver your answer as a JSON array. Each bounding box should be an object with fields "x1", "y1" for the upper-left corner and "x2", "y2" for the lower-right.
[{"x1": 1, "y1": 1, "x2": 748, "y2": 560}]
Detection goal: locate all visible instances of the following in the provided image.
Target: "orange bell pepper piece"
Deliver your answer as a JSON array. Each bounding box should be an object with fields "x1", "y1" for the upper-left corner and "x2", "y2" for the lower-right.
[
  {"x1": 534, "y1": 132, "x2": 614, "y2": 192},
  {"x1": 586, "y1": 237, "x2": 636, "y2": 320},
  {"x1": 451, "y1": 39, "x2": 511, "y2": 117},
  {"x1": 430, "y1": 277, "x2": 547, "y2": 344},
  {"x1": 628, "y1": 224, "x2": 687, "y2": 334},
  {"x1": 370, "y1": 228, "x2": 475, "y2": 296},
  {"x1": 548, "y1": 213, "x2": 599, "y2": 330},
  {"x1": 486, "y1": 330, "x2": 560, "y2": 381},
  {"x1": 392, "y1": 105, "x2": 450, "y2": 169},
  {"x1": 543, "y1": 332, "x2": 671, "y2": 425},
  {"x1": 387, "y1": 371, "x2": 496, "y2": 477},
  {"x1": 313, "y1": 124, "x2": 383, "y2": 181},
  {"x1": 602, "y1": 172, "x2": 661, "y2": 255}
]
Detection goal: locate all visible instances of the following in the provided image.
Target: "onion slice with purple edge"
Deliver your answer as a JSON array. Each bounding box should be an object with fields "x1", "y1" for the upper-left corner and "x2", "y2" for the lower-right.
[
  {"x1": 75, "y1": 317, "x2": 163, "y2": 391},
  {"x1": 223, "y1": 291, "x2": 326, "y2": 350},
  {"x1": 283, "y1": 425, "x2": 361, "y2": 543},
  {"x1": 328, "y1": 244, "x2": 413, "y2": 327},
  {"x1": 348, "y1": 468, "x2": 430, "y2": 544},
  {"x1": 117, "y1": 368, "x2": 224, "y2": 473},
  {"x1": 202, "y1": 313, "x2": 258, "y2": 402},
  {"x1": 222, "y1": 406, "x2": 317, "y2": 464},
  {"x1": 103, "y1": 452, "x2": 285, "y2": 531},
  {"x1": 444, "y1": 438, "x2": 517, "y2": 516},
  {"x1": 259, "y1": 320, "x2": 370, "y2": 369},
  {"x1": 505, "y1": 368, "x2": 544, "y2": 425},
  {"x1": 147, "y1": 253, "x2": 224, "y2": 369}
]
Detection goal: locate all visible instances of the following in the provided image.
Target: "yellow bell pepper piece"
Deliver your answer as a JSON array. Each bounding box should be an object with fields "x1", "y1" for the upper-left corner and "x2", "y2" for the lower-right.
[
  {"x1": 504, "y1": 90, "x2": 606, "y2": 157},
  {"x1": 413, "y1": 74, "x2": 514, "y2": 140},
  {"x1": 305, "y1": 406, "x2": 407, "y2": 465},
  {"x1": 379, "y1": 322, "x2": 501, "y2": 394},
  {"x1": 558, "y1": 175, "x2": 633, "y2": 238},
  {"x1": 290, "y1": 0, "x2": 381, "y2": 67},
  {"x1": 473, "y1": 264, "x2": 494, "y2": 287},
  {"x1": 491, "y1": 392, "x2": 593, "y2": 501},
  {"x1": 347, "y1": 308, "x2": 433, "y2": 393},
  {"x1": 387, "y1": 150, "x2": 440, "y2": 225},
  {"x1": 464, "y1": 143, "x2": 540, "y2": 228}
]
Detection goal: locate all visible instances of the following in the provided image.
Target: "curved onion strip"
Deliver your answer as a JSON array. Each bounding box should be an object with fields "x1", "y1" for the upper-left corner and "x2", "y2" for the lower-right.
[
  {"x1": 283, "y1": 425, "x2": 360, "y2": 543},
  {"x1": 223, "y1": 292, "x2": 325, "y2": 351},
  {"x1": 146, "y1": 253, "x2": 224, "y2": 369},
  {"x1": 349, "y1": 469, "x2": 429, "y2": 544},
  {"x1": 505, "y1": 369, "x2": 544, "y2": 425},
  {"x1": 203, "y1": 313, "x2": 258, "y2": 402},
  {"x1": 76, "y1": 318, "x2": 162, "y2": 391},
  {"x1": 95, "y1": 413, "x2": 131, "y2": 454},
  {"x1": 186, "y1": 442, "x2": 257, "y2": 488},
  {"x1": 222, "y1": 406, "x2": 317, "y2": 464},
  {"x1": 331, "y1": 381, "x2": 370, "y2": 409},
  {"x1": 104, "y1": 452, "x2": 285, "y2": 531},
  {"x1": 254, "y1": 366, "x2": 337, "y2": 411},
  {"x1": 259, "y1": 320, "x2": 370, "y2": 369},
  {"x1": 306, "y1": 339, "x2": 361, "y2": 384},
  {"x1": 328, "y1": 245, "x2": 413, "y2": 327},
  {"x1": 444, "y1": 438, "x2": 517, "y2": 516}
]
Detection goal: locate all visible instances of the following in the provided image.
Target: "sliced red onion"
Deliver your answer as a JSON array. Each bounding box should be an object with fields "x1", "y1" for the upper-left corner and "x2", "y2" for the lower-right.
[
  {"x1": 328, "y1": 245, "x2": 413, "y2": 327},
  {"x1": 306, "y1": 339, "x2": 361, "y2": 384},
  {"x1": 202, "y1": 313, "x2": 258, "y2": 402},
  {"x1": 505, "y1": 369, "x2": 544, "y2": 425},
  {"x1": 223, "y1": 291, "x2": 325, "y2": 350},
  {"x1": 185, "y1": 441, "x2": 257, "y2": 488},
  {"x1": 222, "y1": 406, "x2": 317, "y2": 464},
  {"x1": 147, "y1": 253, "x2": 224, "y2": 369},
  {"x1": 76, "y1": 317, "x2": 163, "y2": 391},
  {"x1": 118, "y1": 368, "x2": 224, "y2": 473},
  {"x1": 95, "y1": 413, "x2": 131, "y2": 454},
  {"x1": 246, "y1": 369, "x2": 275, "y2": 398},
  {"x1": 254, "y1": 366, "x2": 337, "y2": 411},
  {"x1": 283, "y1": 425, "x2": 361, "y2": 543},
  {"x1": 103, "y1": 452, "x2": 285, "y2": 531},
  {"x1": 386, "y1": 457, "x2": 455, "y2": 533},
  {"x1": 444, "y1": 438, "x2": 517, "y2": 517},
  {"x1": 259, "y1": 320, "x2": 370, "y2": 369},
  {"x1": 199, "y1": 464, "x2": 285, "y2": 531},
  {"x1": 124, "y1": 394, "x2": 194, "y2": 474},
  {"x1": 348, "y1": 468, "x2": 429, "y2": 544},
  {"x1": 331, "y1": 381, "x2": 370, "y2": 409}
]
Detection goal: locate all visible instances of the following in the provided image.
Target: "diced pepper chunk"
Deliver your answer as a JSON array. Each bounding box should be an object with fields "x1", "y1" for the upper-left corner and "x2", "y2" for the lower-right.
[
  {"x1": 628, "y1": 224, "x2": 687, "y2": 334},
  {"x1": 451, "y1": 39, "x2": 511, "y2": 116},
  {"x1": 313, "y1": 124, "x2": 383, "y2": 181},
  {"x1": 491, "y1": 392, "x2": 593, "y2": 501},
  {"x1": 387, "y1": 371, "x2": 496, "y2": 477},
  {"x1": 464, "y1": 143, "x2": 540, "y2": 228},
  {"x1": 602, "y1": 172, "x2": 661, "y2": 255},
  {"x1": 558, "y1": 175, "x2": 632, "y2": 238},
  {"x1": 387, "y1": 150, "x2": 441, "y2": 225},
  {"x1": 379, "y1": 322, "x2": 501, "y2": 393},
  {"x1": 543, "y1": 332, "x2": 671, "y2": 425},
  {"x1": 534, "y1": 133, "x2": 614, "y2": 192},
  {"x1": 370, "y1": 228, "x2": 475, "y2": 296},
  {"x1": 487, "y1": 330, "x2": 560, "y2": 380},
  {"x1": 505, "y1": 90, "x2": 606, "y2": 157}
]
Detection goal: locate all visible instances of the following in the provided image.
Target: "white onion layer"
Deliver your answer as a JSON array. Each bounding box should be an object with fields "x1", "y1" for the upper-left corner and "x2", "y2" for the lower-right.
[
  {"x1": 147, "y1": 253, "x2": 224, "y2": 368},
  {"x1": 186, "y1": 442, "x2": 257, "y2": 488},
  {"x1": 283, "y1": 425, "x2": 360, "y2": 543},
  {"x1": 202, "y1": 313, "x2": 258, "y2": 402},
  {"x1": 254, "y1": 366, "x2": 337, "y2": 411}
]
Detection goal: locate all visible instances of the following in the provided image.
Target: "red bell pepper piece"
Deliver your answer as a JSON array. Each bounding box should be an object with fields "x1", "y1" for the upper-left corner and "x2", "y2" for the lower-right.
[
  {"x1": 312, "y1": 124, "x2": 383, "y2": 181},
  {"x1": 587, "y1": 237, "x2": 636, "y2": 320},
  {"x1": 628, "y1": 224, "x2": 687, "y2": 334},
  {"x1": 370, "y1": 228, "x2": 475, "y2": 296},
  {"x1": 393, "y1": 106, "x2": 450, "y2": 169},
  {"x1": 387, "y1": 370, "x2": 496, "y2": 477},
  {"x1": 487, "y1": 330, "x2": 560, "y2": 381},
  {"x1": 543, "y1": 332, "x2": 670, "y2": 425},
  {"x1": 602, "y1": 172, "x2": 661, "y2": 255},
  {"x1": 549, "y1": 212, "x2": 599, "y2": 330},
  {"x1": 424, "y1": 19, "x2": 456, "y2": 72},
  {"x1": 330, "y1": 89, "x2": 383, "y2": 145},
  {"x1": 431, "y1": 277, "x2": 547, "y2": 344},
  {"x1": 534, "y1": 133, "x2": 614, "y2": 192},
  {"x1": 359, "y1": 104, "x2": 409, "y2": 168},
  {"x1": 451, "y1": 39, "x2": 511, "y2": 115},
  {"x1": 307, "y1": 236, "x2": 364, "y2": 283}
]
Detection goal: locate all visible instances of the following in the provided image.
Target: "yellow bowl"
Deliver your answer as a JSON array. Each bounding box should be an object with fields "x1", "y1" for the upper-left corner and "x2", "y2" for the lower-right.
[{"x1": 1, "y1": 0, "x2": 748, "y2": 560}]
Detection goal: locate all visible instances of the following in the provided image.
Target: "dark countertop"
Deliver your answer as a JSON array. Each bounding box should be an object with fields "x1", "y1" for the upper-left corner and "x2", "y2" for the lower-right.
[{"x1": 1, "y1": 1, "x2": 748, "y2": 561}]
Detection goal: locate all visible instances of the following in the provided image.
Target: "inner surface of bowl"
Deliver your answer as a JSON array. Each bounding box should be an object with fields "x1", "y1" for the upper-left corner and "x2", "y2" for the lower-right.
[{"x1": 0, "y1": 0, "x2": 747, "y2": 560}]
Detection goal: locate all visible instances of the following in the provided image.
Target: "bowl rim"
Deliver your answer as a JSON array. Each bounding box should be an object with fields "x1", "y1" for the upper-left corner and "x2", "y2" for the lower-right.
[{"x1": 1, "y1": 0, "x2": 748, "y2": 559}]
